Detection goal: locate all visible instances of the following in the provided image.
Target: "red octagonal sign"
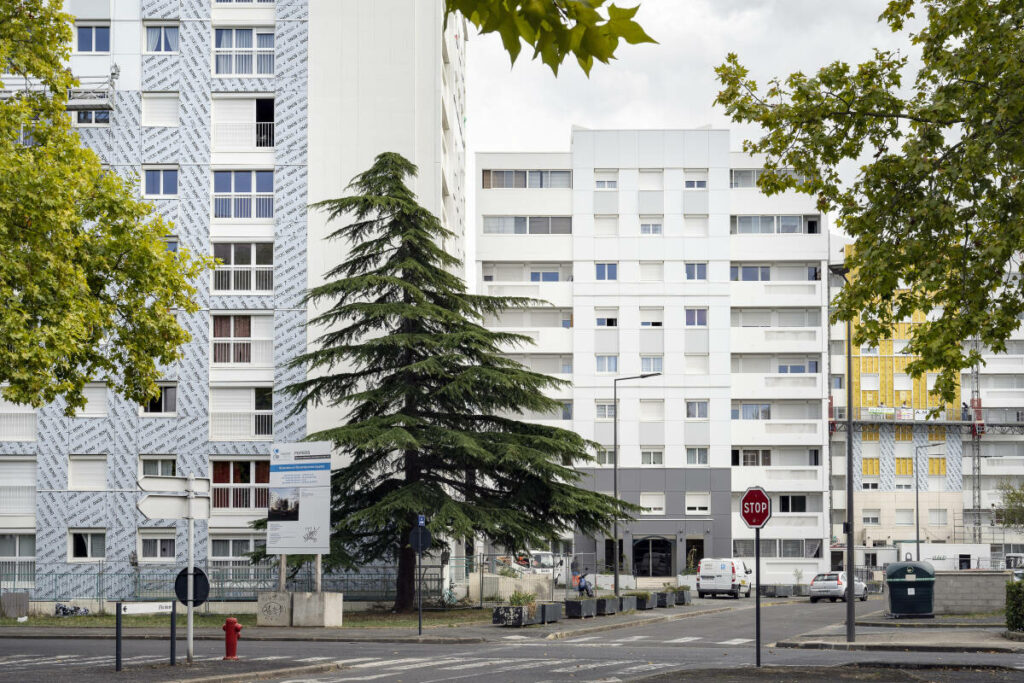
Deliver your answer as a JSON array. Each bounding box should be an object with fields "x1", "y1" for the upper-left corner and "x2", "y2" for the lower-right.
[{"x1": 740, "y1": 486, "x2": 772, "y2": 528}]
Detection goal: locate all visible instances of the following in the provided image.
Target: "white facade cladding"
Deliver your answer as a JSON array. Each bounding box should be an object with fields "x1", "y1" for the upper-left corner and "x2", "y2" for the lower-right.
[
  {"x1": 0, "y1": 0, "x2": 465, "y2": 595},
  {"x1": 476, "y1": 130, "x2": 830, "y2": 583}
]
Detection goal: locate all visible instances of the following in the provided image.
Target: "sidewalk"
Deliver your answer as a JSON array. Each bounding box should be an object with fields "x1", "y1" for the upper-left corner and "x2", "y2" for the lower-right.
[
  {"x1": 775, "y1": 625, "x2": 1024, "y2": 653},
  {"x1": 0, "y1": 601, "x2": 741, "y2": 644}
]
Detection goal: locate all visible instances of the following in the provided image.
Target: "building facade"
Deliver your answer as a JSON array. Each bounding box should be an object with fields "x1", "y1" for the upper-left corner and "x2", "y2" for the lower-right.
[
  {"x1": 0, "y1": 0, "x2": 465, "y2": 594},
  {"x1": 476, "y1": 129, "x2": 831, "y2": 583}
]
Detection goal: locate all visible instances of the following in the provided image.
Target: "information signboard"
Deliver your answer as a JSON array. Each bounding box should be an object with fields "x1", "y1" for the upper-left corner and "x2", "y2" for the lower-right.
[{"x1": 266, "y1": 442, "x2": 332, "y2": 554}]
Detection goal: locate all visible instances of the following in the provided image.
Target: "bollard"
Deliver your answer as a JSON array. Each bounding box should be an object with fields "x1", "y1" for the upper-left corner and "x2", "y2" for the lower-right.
[{"x1": 222, "y1": 617, "x2": 242, "y2": 661}]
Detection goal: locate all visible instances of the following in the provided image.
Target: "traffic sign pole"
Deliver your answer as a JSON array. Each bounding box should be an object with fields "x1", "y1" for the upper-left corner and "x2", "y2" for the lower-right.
[
  {"x1": 187, "y1": 474, "x2": 195, "y2": 665},
  {"x1": 740, "y1": 487, "x2": 771, "y2": 670},
  {"x1": 755, "y1": 526, "x2": 761, "y2": 667}
]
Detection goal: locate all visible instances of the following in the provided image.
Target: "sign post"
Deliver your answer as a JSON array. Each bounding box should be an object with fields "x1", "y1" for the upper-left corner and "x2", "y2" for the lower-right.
[
  {"x1": 410, "y1": 518, "x2": 431, "y2": 637},
  {"x1": 740, "y1": 486, "x2": 772, "y2": 668}
]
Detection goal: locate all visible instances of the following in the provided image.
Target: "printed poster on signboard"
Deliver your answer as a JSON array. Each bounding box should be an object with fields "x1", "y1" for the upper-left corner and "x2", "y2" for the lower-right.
[{"x1": 267, "y1": 442, "x2": 332, "y2": 554}]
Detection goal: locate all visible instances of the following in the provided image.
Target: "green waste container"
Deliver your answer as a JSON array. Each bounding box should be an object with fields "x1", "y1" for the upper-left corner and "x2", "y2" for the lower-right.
[{"x1": 885, "y1": 561, "x2": 935, "y2": 618}]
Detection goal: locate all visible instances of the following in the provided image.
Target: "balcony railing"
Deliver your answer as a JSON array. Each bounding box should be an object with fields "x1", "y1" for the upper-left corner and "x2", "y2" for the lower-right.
[
  {"x1": 210, "y1": 411, "x2": 273, "y2": 440},
  {"x1": 841, "y1": 406, "x2": 1024, "y2": 424},
  {"x1": 213, "y1": 266, "x2": 273, "y2": 292},
  {"x1": 0, "y1": 484, "x2": 35, "y2": 514},
  {"x1": 0, "y1": 560, "x2": 35, "y2": 588},
  {"x1": 213, "y1": 193, "x2": 274, "y2": 220},
  {"x1": 212, "y1": 338, "x2": 273, "y2": 366},
  {"x1": 213, "y1": 121, "x2": 275, "y2": 150},
  {"x1": 0, "y1": 412, "x2": 36, "y2": 441},
  {"x1": 214, "y1": 48, "x2": 274, "y2": 76},
  {"x1": 212, "y1": 484, "x2": 269, "y2": 510}
]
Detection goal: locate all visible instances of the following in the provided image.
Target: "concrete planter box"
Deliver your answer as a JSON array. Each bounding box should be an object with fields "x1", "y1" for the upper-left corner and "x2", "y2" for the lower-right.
[
  {"x1": 596, "y1": 597, "x2": 617, "y2": 615},
  {"x1": 760, "y1": 585, "x2": 777, "y2": 598},
  {"x1": 793, "y1": 584, "x2": 809, "y2": 597},
  {"x1": 618, "y1": 595, "x2": 637, "y2": 612},
  {"x1": 775, "y1": 585, "x2": 792, "y2": 598},
  {"x1": 257, "y1": 591, "x2": 292, "y2": 627},
  {"x1": 673, "y1": 589, "x2": 692, "y2": 605},
  {"x1": 538, "y1": 602, "x2": 562, "y2": 623},
  {"x1": 655, "y1": 591, "x2": 675, "y2": 608},
  {"x1": 564, "y1": 598, "x2": 597, "y2": 619},
  {"x1": 632, "y1": 594, "x2": 654, "y2": 610},
  {"x1": 492, "y1": 605, "x2": 539, "y2": 627},
  {"x1": 292, "y1": 591, "x2": 344, "y2": 627}
]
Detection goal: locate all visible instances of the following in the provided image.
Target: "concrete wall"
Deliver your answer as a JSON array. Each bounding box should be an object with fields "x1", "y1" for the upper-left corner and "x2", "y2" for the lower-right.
[
  {"x1": 467, "y1": 572, "x2": 552, "y2": 603},
  {"x1": 933, "y1": 570, "x2": 1012, "y2": 615}
]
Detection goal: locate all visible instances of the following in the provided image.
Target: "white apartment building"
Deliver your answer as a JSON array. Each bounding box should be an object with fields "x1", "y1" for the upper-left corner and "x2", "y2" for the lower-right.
[
  {"x1": 476, "y1": 129, "x2": 830, "y2": 583},
  {"x1": 0, "y1": 0, "x2": 465, "y2": 596}
]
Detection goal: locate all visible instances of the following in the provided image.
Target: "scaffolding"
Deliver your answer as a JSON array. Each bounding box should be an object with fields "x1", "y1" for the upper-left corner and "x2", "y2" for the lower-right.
[{"x1": 0, "y1": 66, "x2": 118, "y2": 111}]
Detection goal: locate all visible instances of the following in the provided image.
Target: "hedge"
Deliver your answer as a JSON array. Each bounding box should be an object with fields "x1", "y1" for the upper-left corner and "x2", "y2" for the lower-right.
[{"x1": 1007, "y1": 580, "x2": 1024, "y2": 632}]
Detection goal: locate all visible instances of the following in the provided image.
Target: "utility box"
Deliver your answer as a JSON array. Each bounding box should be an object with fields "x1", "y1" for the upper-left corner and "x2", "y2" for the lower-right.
[{"x1": 885, "y1": 561, "x2": 935, "y2": 618}]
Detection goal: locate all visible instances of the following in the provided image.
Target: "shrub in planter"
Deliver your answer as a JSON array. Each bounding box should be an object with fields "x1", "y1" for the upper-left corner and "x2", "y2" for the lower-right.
[
  {"x1": 627, "y1": 591, "x2": 653, "y2": 610},
  {"x1": 596, "y1": 597, "x2": 617, "y2": 615},
  {"x1": 618, "y1": 595, "x2": 637, "y2": 613},
  {"x1": 1008, "y1": 580, "x2": 1024, "y2": 632},
  {"x1": 564, "y1": 597, "x2": 598, "y2": 619},
  {"x1": 492, "y1": 591, "x2": 539, "y2": 627},
  {"x1": 655, "y1": 591, "x2": 675, "y2": 608}
]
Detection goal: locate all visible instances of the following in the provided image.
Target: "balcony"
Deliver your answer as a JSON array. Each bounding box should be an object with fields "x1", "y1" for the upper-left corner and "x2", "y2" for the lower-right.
[
  {"x1": 213, "y1": 193, "x2": 274, "y2": 221},
  {"x1": 730, "y1": 419, "x2": 823, "y2": 445},
  {"x1": 731, "y1": 327, "x2": 821, "y2": 354},
  {"x1": 0, "y1": 484, "x2": 35, "y2": 514},
  {"x1": 213, "y1": 265, "x2": 274, "y2": 293},
  {"x1": 213, "y1": 122, "x2": 275, "y2": 151},
  {"x1": 212, "y1": 484, "x2": 269, "y2": 511},
  {"x1": 731, "y1": 372, "x2": 823, "y2": 399},
  {"x1": 729, "y1": 281, "x2": 822, "y2": 308},
  {"x1": 212, "y1": 339, "x2": 274, "y2": 367},
  {"x1": 732, "y1": 466, "x2": 824, "y2": 493},
  {"x1": 730, "y1": 232, "x2": 828, "y2": 261},
  {"x1": 482, "y1": 281, "x2": 572, "y2": 308},
  {"x1": 210, "y1": 411, "x2": 273, "y2": 441},
  {"x1": 500, "y1": 328, "x2": 573, "y2": 353},
  {"x1": 0, "y1": 412, "x2": 36, "y2": 441}
]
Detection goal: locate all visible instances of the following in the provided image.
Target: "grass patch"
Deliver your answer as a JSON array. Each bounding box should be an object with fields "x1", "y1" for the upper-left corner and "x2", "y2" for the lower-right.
[
  {"x1": 0, "y1": 613, "x2": 258, "y2": 628},
  {"x1": 339, "y1": 609, "x2": 491, "y2": 629}
]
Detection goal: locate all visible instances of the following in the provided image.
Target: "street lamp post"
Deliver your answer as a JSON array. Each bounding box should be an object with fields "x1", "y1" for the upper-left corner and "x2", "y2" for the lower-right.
[
  {"x1": 829, "y1": 263, "x2": 856, "y2": 643},
  {"x1": 915, "y1": 443, "x2": 945, "y2": 562},
  {"x1": 613, "y1": 372, "x2": 661, "y2": 598}
]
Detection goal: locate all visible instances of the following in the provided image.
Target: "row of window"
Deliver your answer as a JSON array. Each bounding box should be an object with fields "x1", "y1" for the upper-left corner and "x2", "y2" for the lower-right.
[
  {"x1": 482, "y1": 262, "x2": 822, "y2": 283},
  {"x1": 481, "y1": 169, "x2": 572, "y2": 189},
  {"x1": 594, "y1": 447, "x2": 709, "y2": 466},
  {"x1": 52, "y1": 530, "x2": 266, "y2": 563},
  {"x1": 861, "y1": 457, "x2": 947, "y2": 477},
  {"x1": 733, "y1": 538, "x2": 823, "y2": 558},
  {"x1": 862, "y1": 508, "x2": 950, "y2": 526},
  {"x1": 483, "y1": 214, "x2": 821, "y2": 236},
  {"x1": 139, "y1": 169, "x2": 275, "y2": 216},
  {"x1": 634, "y1": 491, "x2": 708, "y2": 516}
]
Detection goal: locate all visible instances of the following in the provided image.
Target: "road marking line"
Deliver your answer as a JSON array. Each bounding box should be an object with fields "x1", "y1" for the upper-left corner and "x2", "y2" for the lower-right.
[
  {"x1": 617, "y1": 663, "x2": 676, "y2": 673},
  {"x1": 567, "y1": 636, "x2": 599, "y2": 642},
  {"x1": 327, "y1": 674, "x2": 396, "y2": 682},
  {"x1": 352, "y1": 657, "x2": 426, "y2": 668},
  {"x1": 332, "y1": 658, "x2": 378, "y2": 665},
  {"x1": 667, "y1": 636, "x2": 702, "y2": 643},
  {"x1": 716, "y1": 638, "x2": 753, "y2": 645},
  {"x1": 297, "y1": 656, "x2": 335, "y2": 662},
  {"x1": 551, "y1": 660, "x2": 631, "y2": 672},
  {"x1": 442, "y1": 659, "x2": 516, "y2": 670},
  {"x1": 614, "y1": 635, "x2": 650, "y2": 642},
  {"x1": 387, "y1": 658, "x2": 468, "y2": 671},
  {"x1": 570, "y1": 642, "x2": 622, "y2": 647}
]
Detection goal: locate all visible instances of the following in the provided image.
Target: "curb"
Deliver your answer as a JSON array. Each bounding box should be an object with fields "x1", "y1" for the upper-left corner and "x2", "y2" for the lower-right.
[
  {"x1": 856, "y1": 620, "x2": 1005, "y2": 629},
  {"x1": 173, "y1": 661, "x2": 345, "y2": 683},
  {"x1": 544, "y1": 606, "x2": 736, "y2": 640},
  {"x1": 773, "y1": 639, "x2": 1023, "y2": 653},
  {"x1": 1003, "y1": 630, "x2": 1024, "y2": 641}
]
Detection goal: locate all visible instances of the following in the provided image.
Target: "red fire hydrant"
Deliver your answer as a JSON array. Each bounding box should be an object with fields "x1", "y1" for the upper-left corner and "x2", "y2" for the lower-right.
[{"x1": 223, "y1": 617, "x2": 242, "y2": 660}]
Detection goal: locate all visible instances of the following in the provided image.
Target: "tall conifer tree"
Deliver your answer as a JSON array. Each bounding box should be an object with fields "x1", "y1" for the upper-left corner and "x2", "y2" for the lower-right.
[{"x1": 287, "y1": 152, "x2": 630, "y2": 611}]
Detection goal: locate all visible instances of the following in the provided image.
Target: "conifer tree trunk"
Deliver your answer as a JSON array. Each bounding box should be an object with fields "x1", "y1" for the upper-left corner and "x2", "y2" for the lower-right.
[{"x1": 394, "y1": 522, "x2": 417, "y2": 612}]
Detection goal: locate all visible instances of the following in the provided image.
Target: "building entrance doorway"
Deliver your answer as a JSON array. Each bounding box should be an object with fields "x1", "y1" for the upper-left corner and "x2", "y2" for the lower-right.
[
  {"x1": 633, "y1": 537, "x2": 674, "y2": 577},
  {"x1": 684, "y1": 538, "x2": 704, "y2": 573}
]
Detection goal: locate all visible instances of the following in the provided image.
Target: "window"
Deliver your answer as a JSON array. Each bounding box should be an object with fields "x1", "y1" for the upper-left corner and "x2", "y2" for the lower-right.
[
  {"x1": 685, "y1": 492, "x2": 710, "y2": 514},
  {"x1": 862, "y1": 458, "x2": 880, "y2": 476},
  {"x1": 779, "y1": 495, "x2": 806, "y2": 513},
  {"x1": 684, "y1": 169, "x2": 708, "y2": 189},
  {"x1": 639, "y1": 400, "x2": 664, "y2": 421},
  {"x1": 640, "y1": 218, "x2": 663, "y2": 235},
  {"x1": 861, "y1": 373, "x2": 880, "y2": 391},
  {"x1": 639, "y1": 170, "x2": 663, "y2": 190},
  {"x1": 74, "y1": 110, "x2": 110, "y2": 126},
  {"x1": 145, "y1": 25, "x2": 179, "y2": 53},
  {"x1": 560, "y1": 400, "x2": 573, "y2": 420},
  {"x1": 730, "y1": 265, "x2": 771, "y2": 281},
  {"x1": 530, "y1": 170, "x2": 571, "y2": 188},
  {"x1": 141, "y1": 456, "x2": 177, "y2": 477},
  {"x1": 210, "y1": 535, "x2": 266, "y2": 569},
  {"x1": 595, "y1": 309, "x2": 618, "y2": 327},
  {"x1": 641, "y1": 448, "x2": 664, "y2": 465},
  {"x1": 895, "y1": 425, "x2": 913, "y2": 441},
  {"x1": 561, "y1": 311, "x2": 573, "y2": 329},
  {"x1": 685, "y1": 400, "x2": 709, "y2": 419},
  {"x1": 0, "y1": 534, "x2": 35, "y2": 562},
  {"x1": 862, "y1": 509, "x2": 880, "y2": 525},
  {"x1": 213, "y1": 243, "x2": 274, "y2": 292},
  {"x1": 641, "y1": 492, "x2": 666, "y2": 515},
  {"x1": 165, "y1": 236, "x2": 179, "y2": 253},
  {"x1": 595, "y1": 402, "x2": 616, "y2": 420},
  {"x1": 894, "y1": 509, "x2": 914, "y2": 526},
  {"x1": 640, "y1": 308, "x2": 663, "y2": 327},
  {"x1": 212, "y1": 459, "x2": 270, "y2": 509},
  {"x1": 77, "y1": 25, "x2": 110, "y2": 53},
  {"x1": 483, "y1": 216, "x2": 571, "y2": 234},
  {"x1": 731, "y1": 448, "x2": 771, "y2": 466},
  {"x1": 143, "y1": 384, "x2": 177, "y2": 415},
  {"x1": 530, "y1": 270, "x2": 560, "y2": 282},
  {"x1": 861, "y1": 344, "x2": 878, "y2": 356},
  {"x1": 732, "y1": 402, "x2": 771, "y2": 419},
  {"x1": 213, "y1": 170, "x2": 274, "y2": 219},
  {"x1": 685, "y1": 308, "x2": 708, "y2": 326},
  {"x1": 895, "y1": 457, "x2": 914, "y2": 476},
  {"x1": 685, "y1": 263, "x2": 707, "y2": 280},
  {"x1": 144, "y1": 168, "x2": 179, "y2": 197},
  {"x1": 596, "y1": 262, "x2": 618, "y2": 280},
  {"x1": 140, "y1": 531, "x2": 176, "y2": 561},
  {"x1": 686, "y1": 447, "x2": 709, "y2": 465},
  {"x1": 729, "y1": 215, "x2": 819, "y2": 235},
  {"x1": 685, "y1": 354, "x2": 709, "y2": 374},
  {"x1": 595, "y1": 170, "x2": 618, "y2": 189},
  {"x1": 641, "y1": 356, "x2": 662, "y2": 373},
  {"x1": 70, "y1": 530, "x2": 106, "y2": 560},
  {"x1": 733, "y1": 539, "x2": 755, "y2": 556},
  {"x1": 77, "y1": 383, "x2": 108, "y2": 418},
  {"x1": 595, "y1": 179, "x2": 618, "y2": 189},
  {"x1": 894, "y1": 373, "x2": 913, "y2": 391},
  {"x1": 212, "y1": 314, "x2": 271, "y2": 364},
  {"x1": 594, "y1": 215, "x2": 618, "y2": 236},
  {"x1": 781, "y1": 539, "x2": 805, "y2": 558},
  {"x1": 777, "y1": 358, "x2": 819, "y2": 373},
  {"x1": 730, "y1": 169, "x2": 759, "y2": 188},
  {"x1": 831, "y1": 375, "x2": 844, "y2": 389},
  {"x1": 929, "y1": 509, "x2": 948, "y2": 526},
  {"x1": 214, "y1": 28, "x2": 275, "y2": 75},
  {"x1": 595, "y1": 447, "x2": 616, "y2": 465},
  {"x1": 896, "y1": 482, "x2": 912, "y2": 490},
  {"x1": 595, "y1": 355, "x2": 618, "y2": 373},
  {"x1": 862, "y1": 424, "x2": 879, "y2": 441},
  {"x1": 862, "y1": 481, "x2": 879, "y2": 490},
  {"x1": 683, "y1": 215, "x2": 708, "y2": 236},
  {"x1": 142, "y1": 93, "x2": 180, "y2": 127},
  {"x1": 69, "y1": 455, "x2": 106, "y2": 491},
  {"x1": 639, "y1": 261, "x2": 663, "y2": 281},
  {"x1": 208, "y1": 387, "x2": 274, "y2": 438},
  {"x1": 0, "y1": 461, "x2": 36, "y2": 515},
  {"x1": 929, "y1": 457, "x2": 947, "y2": 475}
]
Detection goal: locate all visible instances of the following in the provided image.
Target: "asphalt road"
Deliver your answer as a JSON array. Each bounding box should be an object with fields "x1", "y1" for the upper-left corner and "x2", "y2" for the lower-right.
[{"x1": 2, "y1": 597, "x2": 1023, "y2": 682}]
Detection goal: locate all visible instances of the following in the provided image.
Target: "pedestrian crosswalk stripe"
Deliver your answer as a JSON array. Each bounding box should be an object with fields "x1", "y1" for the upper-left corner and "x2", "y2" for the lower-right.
[
  {"x1": 568, "y1": 635, "x2": 599, "y2": 642},
  {"x1": 352, "y1": 657, "x2": 427, "y2": 668},
  {"x1": 667, "y1": 636, "x2": 702, "y2": 643},
  {"x1": 614, "y1": 635, "x2": 650, "y2": 642},
  {"x1": 716, "y1": 638, "x2": 753, "y2": 645},
  {"x1": 442, "y1": 659, "x2": 517, "y2": 670},
  {"x1": 551, "y1": 660, "x2": 630, "y2": 672}
]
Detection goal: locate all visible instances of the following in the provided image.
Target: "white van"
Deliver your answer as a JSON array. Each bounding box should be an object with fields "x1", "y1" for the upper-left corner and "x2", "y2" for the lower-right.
[{"x1": 696, "y1": 558, "x2": 753, "y2": 599}]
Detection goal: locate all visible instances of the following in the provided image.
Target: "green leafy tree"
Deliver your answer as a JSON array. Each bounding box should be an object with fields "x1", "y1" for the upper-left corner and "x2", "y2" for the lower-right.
[
  {"x1": 714, "y1": 0, "x2": 1024, "y2": 405},
  {"x1": 997, "y1": 480, "x2": 1024, "y2": 532},
  {"x1": 448, "y1": 0, "x2": 656, "y2": 75},
  {"x1": 1, "y1": 0, "x2": 210, "y2": 413},
  {"x1": 285, "y1": 152, "x2": 632, "y2": 612}
]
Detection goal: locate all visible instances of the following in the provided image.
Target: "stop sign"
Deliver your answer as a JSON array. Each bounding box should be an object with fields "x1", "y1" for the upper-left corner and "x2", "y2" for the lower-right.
[{"x1": 740, "y1": 487, "x2": 771, "y2": 528}]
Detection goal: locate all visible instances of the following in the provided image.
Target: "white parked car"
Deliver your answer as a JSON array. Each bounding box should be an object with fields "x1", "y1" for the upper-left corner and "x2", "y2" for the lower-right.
[
  {"x1": 696, "y1": 558, "x2": 753, "y2": 599},
  {"x1": 809, "y1": 571, "x2": 867, "y2": 602}
]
